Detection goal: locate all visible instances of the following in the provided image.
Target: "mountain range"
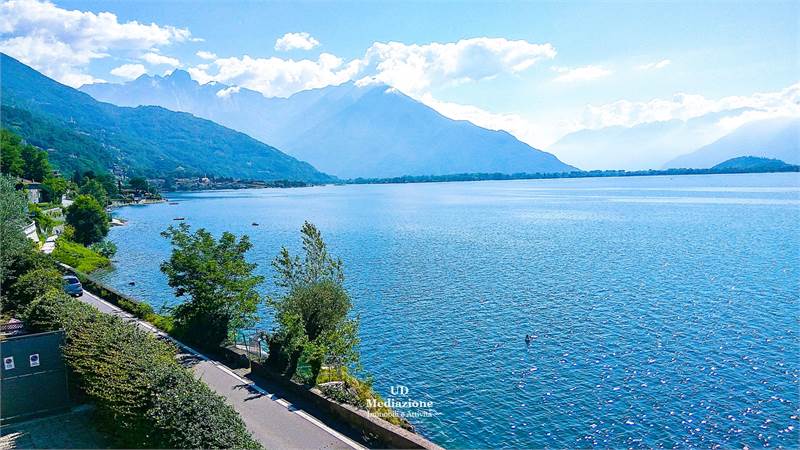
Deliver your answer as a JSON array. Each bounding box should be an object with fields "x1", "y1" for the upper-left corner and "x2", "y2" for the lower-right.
[
  {"x1": 665, "y1": 117, "x2": 799, "y2": 168},
  {"x1": 81, "y1": 71, "x2": 577, "y2": 178},
  {"x1": 0, "y1": 53, "x2": 329, "y2": 181}
]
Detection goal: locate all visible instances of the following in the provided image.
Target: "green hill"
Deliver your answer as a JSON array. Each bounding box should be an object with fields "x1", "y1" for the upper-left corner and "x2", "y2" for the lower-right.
[
  {"x1": 711, "y1": 156, "x2": 797, "y2": 172},
  {"x1": 0, "y1": 53, "x2": 331, "y2": 182}
]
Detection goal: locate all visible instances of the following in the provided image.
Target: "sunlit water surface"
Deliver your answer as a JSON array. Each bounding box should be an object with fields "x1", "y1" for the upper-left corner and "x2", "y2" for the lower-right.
[{"x1": 96, "y1": 173, "x2": 800, "y2": 448}]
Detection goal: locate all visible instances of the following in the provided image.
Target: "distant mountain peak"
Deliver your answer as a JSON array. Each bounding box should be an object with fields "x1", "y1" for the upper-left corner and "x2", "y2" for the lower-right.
[
  {"x1": 164, "y1": 69, "x2": 194, "y2": 84},
  {"x1": 1, "y1": 53, "x2": 330, "y2": 182},
  {"x1": 79, "y1": 67, "x2": 576, "y2": 178}
]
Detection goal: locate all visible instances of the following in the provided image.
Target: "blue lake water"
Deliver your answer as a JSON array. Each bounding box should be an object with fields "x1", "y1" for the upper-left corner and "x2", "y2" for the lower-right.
[{"x1": 96, "y1": 173, "x2": 800, "y2": 448}]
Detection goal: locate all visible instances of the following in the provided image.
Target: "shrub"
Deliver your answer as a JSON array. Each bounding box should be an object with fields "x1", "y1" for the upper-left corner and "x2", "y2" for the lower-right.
[
  {"x1": 52, "y1": 238, "x2": 110, "y2": 273},
  {"x1": 24, "y1": 292, "x2": 260, "y2": 449},
  {"x1": 90, "y1": 240, "x2": 117, "y2": 258},
  {"x1": 317, "y1": 367, "x2": 412, "y2": 430},
  {"x1": 8, "y1": 267, "x2": 63, "y2": 311}
]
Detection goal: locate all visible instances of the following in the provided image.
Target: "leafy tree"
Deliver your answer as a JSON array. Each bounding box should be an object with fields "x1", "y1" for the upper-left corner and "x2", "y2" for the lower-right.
[
  {"x1": 268, "y1": 222, "x2": 360, "y2": 383},
  {"x1": 0, "y1": 174, "x2": 31, "y2": 288},
  {"x1": 8, "y1": 267, "x2": 62, "y2": 311},
  {"x1": 79, "y1": 178, "x2": 109, "y2": 206},
  {"x1": 20, "y1": 143, "x2": 51, "y2": 181},
  {"x1": 128, "y1": 176, "x2": 150, "y2": 192},
  {"x1": 42, "y1": 176, "x2": 68, "y2": 203},
  {"x1": 1, "y1": 129, "x2": 24, "y2": 177},
  {"x1": 96, "y1": 173, "x2": 119, "y2": 198},
  {"x1": 160, "y1": 223, "x2": 264, "y2": 350},
  {"x1": 65, "y1": 194, "x2": 109, "y2": 245},
  {"x1": 29, "y1": 203, "x2": 56, "y2": 235}
]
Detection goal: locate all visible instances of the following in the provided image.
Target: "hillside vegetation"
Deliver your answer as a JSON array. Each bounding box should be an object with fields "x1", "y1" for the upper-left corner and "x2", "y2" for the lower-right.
[{"x1": 1, "y1": 53, "x2": 330, "y2": 182}]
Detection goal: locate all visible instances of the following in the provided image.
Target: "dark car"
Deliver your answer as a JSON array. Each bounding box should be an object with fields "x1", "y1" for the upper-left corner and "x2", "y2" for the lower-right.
[{"x1": 62, "y1": 275, "x2": 83, "y2": 297}]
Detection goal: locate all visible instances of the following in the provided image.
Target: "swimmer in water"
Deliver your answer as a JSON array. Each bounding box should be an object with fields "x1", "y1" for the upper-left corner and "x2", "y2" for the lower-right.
[{"x1": 525, "y1": 334, "x2": 532, "y2": 345}]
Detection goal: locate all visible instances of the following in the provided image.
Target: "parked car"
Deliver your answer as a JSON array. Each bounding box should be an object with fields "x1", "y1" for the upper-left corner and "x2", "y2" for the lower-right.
[{"x1": 62, "y1": 275, "x2": 83, "y2": 297}]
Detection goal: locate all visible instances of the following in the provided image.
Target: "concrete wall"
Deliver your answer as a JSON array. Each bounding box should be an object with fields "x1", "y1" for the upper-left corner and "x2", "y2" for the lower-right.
[{"x1": 249, "y1": 360, "x2": 443, "y2": 450}]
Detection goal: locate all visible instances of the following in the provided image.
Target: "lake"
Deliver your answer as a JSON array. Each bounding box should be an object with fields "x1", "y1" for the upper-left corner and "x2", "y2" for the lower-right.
[{"x1": 96, "y1": 173, "x2": 800, "y2": 448}]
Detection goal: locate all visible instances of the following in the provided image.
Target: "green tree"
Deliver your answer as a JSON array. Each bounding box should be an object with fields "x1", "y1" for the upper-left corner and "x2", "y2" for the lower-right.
[
  {"x1": 8, "y1": 267, "x2": 63, "y2": 311},
  {"x1": 29, "y1": 203, "x2": 56, "y2": 235},
  {"x1": 65, "y1": 194, "x2": 109, "y2": 245},
  {"x1": 20, "y1": 144, "x2": 51, "y2": 181},
  {"x1": 42, "y1": 176, "x2": 68, "y2": 203},
  {"x1": 128, "y1": 176, "x2": 149, "y2": 192},
  {"x1": 1, "y1": 129, "x2": 25, "y2": 177},
  {"x1": 160, "y1": 223, "x2": 264, "y2": 351},
  {"x1": 0, "y1": 174, "x2": 31, "y2": 288},
  {"x1": 79, "y1": 178, "x2": 109, "y2": 206},
  {"x1": 268, "y1": 222, "x2": 360, "y2": 383}
]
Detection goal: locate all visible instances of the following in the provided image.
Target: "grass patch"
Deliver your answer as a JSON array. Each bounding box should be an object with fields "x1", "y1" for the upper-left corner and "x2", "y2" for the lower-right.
[{"x1": 52, "y1": 238, "x2": 110, "y2": 273}]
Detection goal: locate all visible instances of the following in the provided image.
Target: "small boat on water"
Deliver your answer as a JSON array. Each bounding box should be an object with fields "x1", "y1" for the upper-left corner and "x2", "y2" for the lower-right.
[
  {"x1": 174, "y1": 217, "x2": 185, "y2": 220},
  {"x1": 169, "y1": 202, "x2": 179, "y2": 205},
  {"x1": 252, "y1": 222, "x2": 259, "y2": 226}
]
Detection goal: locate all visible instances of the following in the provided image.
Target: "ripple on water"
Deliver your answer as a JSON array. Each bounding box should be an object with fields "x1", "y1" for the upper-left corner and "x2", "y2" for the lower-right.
[{"x1": 96, "y1": 173, "x2": 800, "y2": 448}]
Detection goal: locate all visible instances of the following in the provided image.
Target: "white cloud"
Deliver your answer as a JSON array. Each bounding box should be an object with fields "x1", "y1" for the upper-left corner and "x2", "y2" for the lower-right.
[
  {"x1": 0, "y1": 0, "x2": 192, "y2": 86},
  {"x1": 580, "y1": 82, "x2": 800, "y2": 130},
  {"x1": 196, "y1": 50, "x2": 217, "y2": 60},
  {"x1": 110, "y1": 63, "x2": 147, "y2": 80},
  {"x1": 187, "y1": 53, "x2": 362, "y2": 97},
  {"x1": 141, "y1": 51, "x2": 180, "y2": 67},
  {"x1": 186, "y1": 37, "x2": 556, "y2": 102},
  {"x1": 274, "y1": 32, "x2": 319, "y2": 51},
  {"x1": 552, "y1": 65, "x2": 612, "y2": 82},
  {"x1": 636, "y1": 59, "x2": 671, "y2": 71},
  {"x1": 359, "y1": 38, "x2": 556, "y2": 95},
  {"x1": 215, "y1": 85, "x2": 240, "y2": 98}
]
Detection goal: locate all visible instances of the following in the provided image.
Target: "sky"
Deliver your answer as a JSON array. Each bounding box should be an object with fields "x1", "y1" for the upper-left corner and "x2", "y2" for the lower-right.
[{"x1": 1, "y1": 0, "x2": 797, "y2": 163}]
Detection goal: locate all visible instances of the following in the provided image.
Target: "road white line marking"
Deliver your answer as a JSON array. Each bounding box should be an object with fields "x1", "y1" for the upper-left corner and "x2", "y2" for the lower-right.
[
  {"x1": 207, "y1": 361, "x2": 365, "y2": 449},
  {"x1": 79, "y1": 292, "x2": 364, "y2": 450}
]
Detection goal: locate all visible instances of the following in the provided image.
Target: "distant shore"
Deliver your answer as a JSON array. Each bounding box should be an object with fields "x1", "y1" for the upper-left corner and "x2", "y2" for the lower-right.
[
  {"x1": 145, "y1": 164, "x2": 800, "y2": 196},
  {"x1": 344, "y1": 164, "x2": 800, "y2": 186}
]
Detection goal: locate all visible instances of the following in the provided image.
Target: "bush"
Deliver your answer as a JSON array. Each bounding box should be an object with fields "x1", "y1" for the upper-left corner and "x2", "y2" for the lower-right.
[
  {"x1": 90, "y1": 240, "x2": 117, "y2": 258},
  {"x1": 8, "y1": 267, "x2": 63, "y2": 311},
  {"x1": 24, "y1": 292, "x2": 260, "y2": 449},
  {"x1": 52, "y1": 238, "x2": 110, "y2": 273},
  {"x1": 317, "y1": 367, "x2": 412, "y2": 430}
]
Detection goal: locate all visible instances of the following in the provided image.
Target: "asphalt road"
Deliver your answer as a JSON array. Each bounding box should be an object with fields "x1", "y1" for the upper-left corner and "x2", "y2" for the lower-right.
[{"x1": 77, "y1": 290, "x2": 363, "y2": 450}]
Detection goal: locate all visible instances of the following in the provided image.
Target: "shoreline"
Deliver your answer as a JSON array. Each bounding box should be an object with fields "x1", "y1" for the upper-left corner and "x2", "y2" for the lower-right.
[{"x1": 150, "y1": 169, "x2": 800, "y2": 196}]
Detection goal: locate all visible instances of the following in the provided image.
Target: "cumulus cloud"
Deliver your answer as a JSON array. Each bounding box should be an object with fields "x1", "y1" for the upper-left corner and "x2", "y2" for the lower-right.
[
  {"x1": 552, "y1": 65, "x2": 612, "y2": 82},
  {"x1": 0, "y1": 0, "x2": 192, "y2": 86},
  {"x1": 110, "y1": 63, "x2": 147, "y2": 80},
  {"x1": 636, "y1": 59, "x2": 671, "y2": 71},
  {"x1": 141, "y1": 51, "x2": 180, "y2": 67},
  {"x1": 359, "y1": 38, "x2": 556, "y2": 95},
  {"x1": 580, "y1": 82, "x2": 800, "y2": 130},
  {"x1": 274, "y1": 32, "x2": 319, "y2": 51},
  {"x1": 186, "y1": 37, "x2": 556, "y2": 101},
  {"x1": 187, "y1": 53, "x2": 362, "y2": 97},
  {"x1": 196, "y1": 50, "x2": 217, "y2": 60}
]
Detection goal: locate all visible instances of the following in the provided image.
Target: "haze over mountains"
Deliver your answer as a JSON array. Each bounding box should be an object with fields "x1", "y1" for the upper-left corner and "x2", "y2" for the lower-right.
[
  {"x1": 665, "y1": 117, "x2": 800, "y2": 168},
  {"x1": 0, "y1": 54, "x2": 329, "y2": 181},
  {"x1": 81, "y1": 71, "x2": 577, "y2": 178},
  {"x1": 549, "y1": 109, "x2": 760, "y2": 170}
]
